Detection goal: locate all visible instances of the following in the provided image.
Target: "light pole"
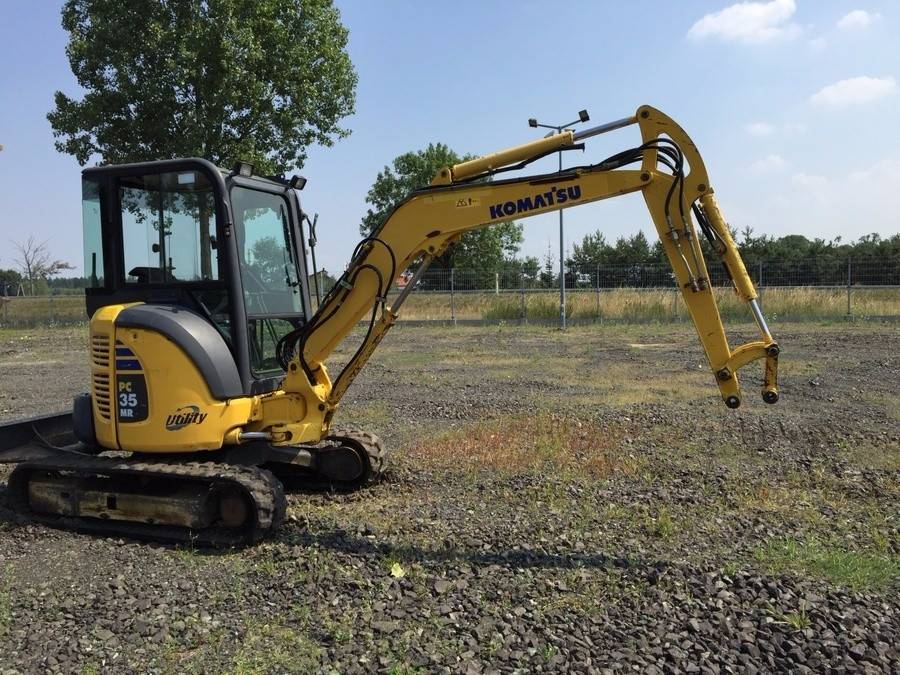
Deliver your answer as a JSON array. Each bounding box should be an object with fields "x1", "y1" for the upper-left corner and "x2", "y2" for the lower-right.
[{"x1": 528, "y1": 109, "x2": 590, "y2": 329}]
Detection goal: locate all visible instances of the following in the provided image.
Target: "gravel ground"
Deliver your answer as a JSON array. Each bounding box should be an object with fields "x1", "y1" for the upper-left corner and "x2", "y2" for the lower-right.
[{"x1": 0, "y1": 322, "x2": 897, "y2": 674}]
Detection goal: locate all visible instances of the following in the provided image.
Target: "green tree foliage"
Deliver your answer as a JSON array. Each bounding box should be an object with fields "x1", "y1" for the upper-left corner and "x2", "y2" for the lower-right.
[
  {"x1": 567, "y1": 227, "x2": 900, "y2": 286},
  {"x1": 521, "y1": 256, "x2": 541, "y2": 280},
  {"x1": 568, "y1": 231, "x2": 660, "y2": 269},
  {"x1": 539, "y1": 243, "x2": 556, "y2": 287},
  {"x1": 0, "y1": 269, "x2": 23, "y2": 295},
  {"x1": 248, "y1": 236, "x2": 288, "y2": 285},
  {"x1": 360, "y1": 143, "x2": 523, "y2": 271},
  {"x1": 0, "y1": 269, "x2": 22, "y2": 286},
  {"x1": 48, "y1": 0, "x2": 357, "y2": 173},
  {"x1": 736, "y1": 229, "x2": 900, "y2": 266}
]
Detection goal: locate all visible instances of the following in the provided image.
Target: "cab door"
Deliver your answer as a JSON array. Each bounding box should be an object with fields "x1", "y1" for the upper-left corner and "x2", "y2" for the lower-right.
[{"x1": 228, "y1": 180, "x2": 310, "y2": 392}]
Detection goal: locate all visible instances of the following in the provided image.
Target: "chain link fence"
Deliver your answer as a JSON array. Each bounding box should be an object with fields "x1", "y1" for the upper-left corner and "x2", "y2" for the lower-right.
[
  {"x1": 388, "y1": 259, "x2": 899, "y2": 325},
  {"x1": 1, "y1": 259, "x2": 898, "y2": 329}
]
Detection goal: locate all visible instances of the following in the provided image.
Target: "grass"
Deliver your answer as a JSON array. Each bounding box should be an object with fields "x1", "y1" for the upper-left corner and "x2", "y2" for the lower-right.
[
  {"x1": 386, "y1": 665, "x2": 424, "y2": 675},
  {"x1": 648, "y1": 506, "x2": 676, "y2": 539},
  {"x1": 407, "y1": 412, "x2": 640, "y2": 477},
  {"x1": 771, "y1": 607, "x2": 812, "y2": 631},
  {"x1": 0, "y1": 295, "x2": 87, "y2": 328},
  {"x1": 755, "y1": 537, "x2": 899, "y2": 591},
  {"x1": 864, "y1": 392, "x2": 900, "y2": 423},
  {"x1": 232, "y1": 621, "x2": 321, "y2": 674},
  {"x1": 3, "y1": 286, "x2": 898, "y2": 328},
  {"x1": 0, "y1": 564, "x2": 11, "y2": 638},
  {"x1": 393, "y1": 286, "x2": 900, "y2": 323}
]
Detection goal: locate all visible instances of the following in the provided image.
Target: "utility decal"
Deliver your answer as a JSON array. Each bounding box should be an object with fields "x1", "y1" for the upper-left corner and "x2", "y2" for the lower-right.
[
  {"x1": 165, "y1": 405, "x2": 208, "y2": 431},
  {"x1": 489, "y1": 185, "x2": 582, "y2": 220}
]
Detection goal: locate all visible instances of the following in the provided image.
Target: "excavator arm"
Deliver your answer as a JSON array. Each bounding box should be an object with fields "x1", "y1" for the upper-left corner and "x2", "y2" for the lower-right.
[{"x1": 264, "y1": 105, "x2": 779, "y2": 443}]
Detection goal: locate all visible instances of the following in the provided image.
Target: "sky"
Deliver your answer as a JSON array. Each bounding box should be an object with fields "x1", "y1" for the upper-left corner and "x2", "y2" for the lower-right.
[{"x1": 0, "y1": 0, "x2": 898, "y2": 276}]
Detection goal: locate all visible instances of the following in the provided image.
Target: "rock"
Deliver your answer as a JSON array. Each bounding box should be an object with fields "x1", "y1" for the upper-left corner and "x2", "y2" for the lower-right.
[
  {"x1": 93, "y1": 628, "x2": 114, "y2": 642},
  {"x1": 849, "y1": 643, "x2": 867, "y2": 660},
  {"x1": 372, "y1": 621, "x2": 398, "y2": 635}
]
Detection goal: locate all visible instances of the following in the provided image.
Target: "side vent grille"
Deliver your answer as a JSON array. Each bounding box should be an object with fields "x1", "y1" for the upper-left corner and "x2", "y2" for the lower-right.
[
  {"x1": 90, "y1": 332, "x2": 112, "y2": 420},
  {"x1": 91, "y1": 334, "x2": 111, "y2": 368},
  {"x1": 93, "y1": 372, "x2": 111, "y2": 420}
]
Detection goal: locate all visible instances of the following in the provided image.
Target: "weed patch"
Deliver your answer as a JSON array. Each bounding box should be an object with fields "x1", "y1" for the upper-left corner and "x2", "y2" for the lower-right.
[
  {"x1": 648, "y1": 506, "x2": 676, "y2": 539},
  {"x1": 0, "y1": 565, "x2": 11, "y2": 638},
  {"x1": 232, "y1": 621, "x2": 321, "y2": 674},
  {"x1": 407, "y1": 413, "x2": 639, "y2": 477},
  {"x1": 755, "y1": 538, "x2": 899, "y2": 591}
]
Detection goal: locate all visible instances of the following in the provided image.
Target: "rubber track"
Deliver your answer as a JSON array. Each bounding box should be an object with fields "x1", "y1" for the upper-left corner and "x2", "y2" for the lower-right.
[
  {"x1": 328, "y1": 426, "x2": 388, "y2": 483},
  {"x1": 7, "y1": 454, "x2": 286, "y2": 548}
]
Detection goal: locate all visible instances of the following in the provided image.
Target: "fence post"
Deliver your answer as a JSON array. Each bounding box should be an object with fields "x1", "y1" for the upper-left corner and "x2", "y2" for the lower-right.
[
  {"x1": 596, "y1": 265, "x2": 601, "y2": 323},
  {"x1": 520, "y1": 268, "x2": 526, "y2": 324},
  {"x1": 846, "y1": 259, "x2": 852, "y2": 318},
  {"x1": 450, "y1": 268, "x2": 456, "y2": 326},
  {"x1": 494, "y1": 272, "x2": 499, "y2": 295}
]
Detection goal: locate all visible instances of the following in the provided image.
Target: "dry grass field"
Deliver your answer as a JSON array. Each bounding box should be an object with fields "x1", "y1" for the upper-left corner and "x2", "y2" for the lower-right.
[{"x1": 1, "y1": 286, "x2": 898, "y2": 328}]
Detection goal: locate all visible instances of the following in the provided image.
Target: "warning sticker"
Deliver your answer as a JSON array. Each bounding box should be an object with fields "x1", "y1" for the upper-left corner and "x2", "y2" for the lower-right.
[{"x1": 454, "y1": 197, "x2": 480, "y2": 209}]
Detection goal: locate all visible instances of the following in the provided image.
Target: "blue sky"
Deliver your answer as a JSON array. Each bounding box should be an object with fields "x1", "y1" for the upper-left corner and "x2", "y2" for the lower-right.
[{"x1": 1, "y1": 0, "x2": 898, "y2": 276}]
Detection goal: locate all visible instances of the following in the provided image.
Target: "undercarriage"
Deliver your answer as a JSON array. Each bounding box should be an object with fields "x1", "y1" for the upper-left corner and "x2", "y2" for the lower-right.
[{"x1": 1, "y1": 412, "x2": 386, "y2": 547}]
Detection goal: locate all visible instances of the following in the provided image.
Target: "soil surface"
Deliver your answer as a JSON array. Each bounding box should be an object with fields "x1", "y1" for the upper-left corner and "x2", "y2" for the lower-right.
[{"x1": 0, "y1": 322, "x2": 897, "y2": 674}]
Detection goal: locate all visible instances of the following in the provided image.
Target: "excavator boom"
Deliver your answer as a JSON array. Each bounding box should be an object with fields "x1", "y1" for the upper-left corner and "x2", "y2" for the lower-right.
[{"x1": 275, "y1": 105, "x2": 778, "y2": 435}]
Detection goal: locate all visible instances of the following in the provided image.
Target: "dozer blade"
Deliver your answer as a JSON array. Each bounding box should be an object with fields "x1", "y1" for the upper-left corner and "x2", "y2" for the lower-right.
[
  {"x1": 7, "y1": 455, "x2": 286, "y2": 547},
  {"x1": 0, "y1": 411, "x2": 85, "y2": 463}
]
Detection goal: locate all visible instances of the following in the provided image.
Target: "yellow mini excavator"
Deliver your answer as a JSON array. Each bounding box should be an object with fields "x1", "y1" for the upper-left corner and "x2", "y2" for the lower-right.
[{"x1": 0, "y1": 106, "x2": 779, "y2": 545}]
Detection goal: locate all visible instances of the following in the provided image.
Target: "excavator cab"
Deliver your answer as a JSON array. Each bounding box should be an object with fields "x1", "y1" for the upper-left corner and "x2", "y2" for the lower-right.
[{"x1": 81, "y1": 159, "x2": 312, "y2": 395}]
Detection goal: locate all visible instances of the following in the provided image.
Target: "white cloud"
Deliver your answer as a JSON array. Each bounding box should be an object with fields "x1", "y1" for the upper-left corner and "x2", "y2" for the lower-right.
[
  {"x1": 791, "y1": 173, "x2": 828, "y2": 189},
  {"x1": 847, "y1": 157, "x2": 900, "y2": 183},
  {"x1": 747, "y1": 154, "x2": 788, "y2": 172},
  {"x1": 746, "y1": 122, "x2": 775, "y2": 137},
  {"x1": 837, "y1": 10, "x2": 880, "y2": 30},
  {"x1": 688, "y1": 0, "x2": 799, "y2": 44},
  {"x1": 789, "y1": 173, "x2": 830, "y2": 207},
  {"x1": 810, "y1": 76, "x2": 896, "y2": 107},
  {"x1": 783, "y1": 122, "x2": 807, "y2": 135},
  {"x1": 808, "y1": 36, "x2": 827, "y2": 51},
  {"x1": 767, "y1": 158, "x2": 900, "y2": 239}
]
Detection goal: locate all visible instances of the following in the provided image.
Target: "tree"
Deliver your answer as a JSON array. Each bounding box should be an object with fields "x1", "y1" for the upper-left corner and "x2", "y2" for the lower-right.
[
  {"x1": 520, "y1": 256, "x2": 541, "y2": 281},
  {"x1": 360, "y1": 143, "x2": 523, "y2": 272},
  {"x1": 539, "y1": 243, "x2": 556, "y2": 288},
  {"x1": 13, "y1": 237, "x2": 75, "y2": 295},
  {"x1": 48, "y1": 0, "x2": 357, "y2": 174},
  {"x1": 568, "y1": 231, "x2": 657, "y2": 269},
  {"x1": 0, "y1": 269, "x2": 22, "y2": 296},
  {"x1": 568, "y1": 231, "x2": 610, "y2": 271}
]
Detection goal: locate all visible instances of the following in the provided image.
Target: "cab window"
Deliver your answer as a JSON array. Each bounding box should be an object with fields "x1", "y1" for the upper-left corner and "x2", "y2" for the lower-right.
[
  {"x1": 119, "y1": 171, "x2": 218, "y2": 284},
  {"x1": 82, "y1": 178, "x2": 104, "y2": 287},
  {"x1": 231, "y1": 186, "x2": 304, "y2": 375},
  {"x1": 231, "y1": 187, "x2": 302, "y2": 316}
]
